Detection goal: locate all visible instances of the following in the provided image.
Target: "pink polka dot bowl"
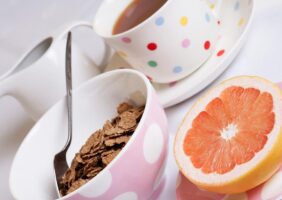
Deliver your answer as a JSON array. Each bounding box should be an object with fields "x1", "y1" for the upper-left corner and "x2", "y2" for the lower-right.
[{"x1": 9, "y1": 69, "x2": 169, "y2": 200}]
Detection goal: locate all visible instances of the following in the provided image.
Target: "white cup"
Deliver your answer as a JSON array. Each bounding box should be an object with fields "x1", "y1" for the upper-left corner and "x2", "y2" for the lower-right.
[
  {"x1": 0, "y1": 21, "x2": 111, "y2": 120},
  {"x1": 93, "y1": 0, "x2": 221, "y2": 83}
]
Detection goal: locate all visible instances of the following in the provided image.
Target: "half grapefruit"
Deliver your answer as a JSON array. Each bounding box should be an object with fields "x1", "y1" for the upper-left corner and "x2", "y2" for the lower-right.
[{"x1": 174, "y1": 76, "x2": 282, "y2": 194}]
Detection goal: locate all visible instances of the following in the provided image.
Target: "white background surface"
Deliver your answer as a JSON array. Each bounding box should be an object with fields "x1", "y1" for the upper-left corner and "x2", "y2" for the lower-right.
[{"x1": 0, "y1": 0, "x2": 282, "y2": 199}]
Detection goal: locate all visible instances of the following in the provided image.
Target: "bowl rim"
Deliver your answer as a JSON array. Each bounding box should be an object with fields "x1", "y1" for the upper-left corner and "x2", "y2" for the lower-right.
[{"x1": 9, "y1": 69, "x2": 155, "y2": 199}]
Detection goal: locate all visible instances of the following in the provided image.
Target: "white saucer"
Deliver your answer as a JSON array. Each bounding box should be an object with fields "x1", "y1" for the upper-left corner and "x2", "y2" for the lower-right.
[{"x1": 105, "y1": 0, "x2": 254, "y2": 108}]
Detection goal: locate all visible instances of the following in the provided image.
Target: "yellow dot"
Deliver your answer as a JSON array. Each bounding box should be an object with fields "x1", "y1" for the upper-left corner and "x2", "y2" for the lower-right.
[
  {"x1": 180, "y1": 16, "x2": 188, "y2": 26},
  {"x1": 117, "y1": 51, "x2": 127, "y2": 58},
  {"x1": 238, "y1": 18, "x2": 245, "y2": 26},
  {"x1": 210, "y1": 4, "x2": 215, "y2": 10}
]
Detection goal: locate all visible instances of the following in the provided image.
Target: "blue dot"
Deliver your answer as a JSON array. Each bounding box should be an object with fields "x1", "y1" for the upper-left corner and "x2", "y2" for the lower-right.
[
  {"x1": 234, "y1": 1, "x2": 240, "y2": 11},
  {"x1": 205, "y1": 13, "x2": 210, "y2": 22},
  {"x1": 155, "y1": 17, "x2": 164, "y2": 26},
  {"x1": 173, "y1": 66, "x2": 183, "y2": 73}
]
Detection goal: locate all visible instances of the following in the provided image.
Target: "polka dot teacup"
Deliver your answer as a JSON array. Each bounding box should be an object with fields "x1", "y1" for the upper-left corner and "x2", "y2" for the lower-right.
[{"x1": 93, "y1": 0, "x2": 220, "y2": 83}]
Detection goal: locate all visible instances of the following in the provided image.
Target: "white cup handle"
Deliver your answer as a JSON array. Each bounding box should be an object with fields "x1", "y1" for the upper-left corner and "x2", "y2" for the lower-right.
[{"x1": 52, "y1": 20, "x2": 113, "y2": 71}]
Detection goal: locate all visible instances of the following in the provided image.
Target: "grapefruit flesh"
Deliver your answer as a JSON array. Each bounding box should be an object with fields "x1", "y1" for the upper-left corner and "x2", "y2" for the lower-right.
[{"x1": 174, "y1": 76, "x2": 282, "y2": 194}]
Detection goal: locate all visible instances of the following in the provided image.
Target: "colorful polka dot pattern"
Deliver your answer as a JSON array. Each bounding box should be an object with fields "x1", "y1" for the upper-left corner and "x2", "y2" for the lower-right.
[
  {"x1": 182, "y1": 38, "x2": 190, "y2": 48},
  {"x1": 148, "y1": 60, "x2": 158, "y2": 67},
  {"x1": 174, "y1": 0, "x2": 248, "y2": 85},
  {"x1": 205, "y1": 13, "x2": 211, "y2": 22},
  {"x1": 112, "y1": 0, "x2": 248, "y2": 83},
  {"x1": 155, "y1": 17, "x2": 165, "y2": 26},
  {"x1": 204, "y1": 41, "x2": 211, "y2": 50},
  {"x1": 114, "y1": 7, "x2": 219, "y2": 81},
  {"x1": 137, "y1": 10, "x2": 214, "y2": 79},
  {"x1": 143, "y1": 123, "x2": 164, "y2": 163},
  {"x1": 147, "y1": 42, "x2": 157, "y2": 51},
  {"x1": 210, "y1": 4, "x2": 215, "y2": 10},
  {"x1": 173, "y1": 66, "x2": 183, "y2": 73},
  {"x1": 180, "y1": 16, "x2": 188, "y2": 26},
  {"x1": 121, "y1": 37, "x2": 131, "y2": 43},
  {"x1": 217, "y1": 49, "x2": 225, "y2": 56},
  {"x1": 238, "y1": 18, "x2": 245, "y2": 26},
  {"x1": 70, "y1": 96, "x2": 168, "y2": 200}
]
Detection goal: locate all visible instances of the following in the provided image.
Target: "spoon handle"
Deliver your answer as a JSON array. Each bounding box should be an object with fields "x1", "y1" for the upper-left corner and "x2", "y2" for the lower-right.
[{"x1": 65, "y1": 32, "x2": 72, "y2": 150}]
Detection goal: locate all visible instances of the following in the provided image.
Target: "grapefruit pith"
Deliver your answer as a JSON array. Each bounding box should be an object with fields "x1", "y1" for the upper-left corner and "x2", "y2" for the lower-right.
[{"x1": 174, "y1": 76, "x2": 282, "y2": 194}]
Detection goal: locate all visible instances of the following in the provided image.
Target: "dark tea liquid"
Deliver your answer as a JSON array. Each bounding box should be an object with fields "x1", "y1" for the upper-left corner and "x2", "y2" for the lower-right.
[{"x1": 112, "y1": 0, "x2": 167, "y2": 35}]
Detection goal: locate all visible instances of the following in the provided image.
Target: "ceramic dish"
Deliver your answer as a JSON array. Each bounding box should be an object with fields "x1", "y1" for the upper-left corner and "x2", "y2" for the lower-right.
[
  {"x1": 0, "y1": 0, "x2": 255, "y2": 113},
  {"x1": 154, "y1": 0, "x2": 254, "y2": 107},
  {"x1": 9, "y1": 69, "x2": 168, "y2": 200},
  {"x1": 105, "y1": 0, "x2": 255, "y2": 107}
]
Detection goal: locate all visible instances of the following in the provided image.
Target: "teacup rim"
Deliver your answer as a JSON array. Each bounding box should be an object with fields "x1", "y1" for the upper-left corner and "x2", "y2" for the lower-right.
[
  {"x1": 9, "y1": 69, "x2": 154, "y2": 199},
  {"x1": 93, "y1": 0, "x2": 171, "y2": 39}
]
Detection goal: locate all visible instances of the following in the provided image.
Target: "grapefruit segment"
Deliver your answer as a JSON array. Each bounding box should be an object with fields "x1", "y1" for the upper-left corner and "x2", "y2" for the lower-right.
[
  {"x1": 184, "y1": 85, "x2": 274, "y2": 174},
  {"x1": 205, "y1": 98, "x2": 230, "y2": 129},
  {"x1": 192, "y1": 111, "x2": 222, "y2": 132},
  {"x1": 174, "y1": 76, "x2": 282, "y2": 194},
  {"x1": 220, "y1": 86, "x2": 245, "y2": 121}
]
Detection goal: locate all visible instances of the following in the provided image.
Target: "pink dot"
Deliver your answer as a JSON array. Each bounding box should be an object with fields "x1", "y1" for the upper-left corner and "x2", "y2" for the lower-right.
[
  {"x1": 121, "y1": 37, "x2": 131, "y2": 43},
  {"x1": 182, "y1": 39, "x2": 190, "y2": 48}
]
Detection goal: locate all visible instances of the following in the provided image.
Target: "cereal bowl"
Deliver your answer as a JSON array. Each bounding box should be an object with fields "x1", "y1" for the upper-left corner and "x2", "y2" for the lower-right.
[{"x1": 9, "y1": 69, "x2": 168, "y2": 200}]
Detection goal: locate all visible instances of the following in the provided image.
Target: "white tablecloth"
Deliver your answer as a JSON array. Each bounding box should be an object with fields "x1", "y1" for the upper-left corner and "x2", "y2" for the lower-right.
[{"x1": 0, "y1": 0, "x2": 282, "y2": 199}]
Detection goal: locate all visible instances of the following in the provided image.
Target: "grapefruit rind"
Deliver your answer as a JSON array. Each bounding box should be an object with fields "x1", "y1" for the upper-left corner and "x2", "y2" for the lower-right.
[{"x1": 174, "y1": 76, "x2": 282, "y2": 194}]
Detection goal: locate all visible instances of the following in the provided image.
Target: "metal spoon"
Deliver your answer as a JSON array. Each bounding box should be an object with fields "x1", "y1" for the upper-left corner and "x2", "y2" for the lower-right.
[{"x1": 53, "y1": 31, "x2": 73, "y2": 195}]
